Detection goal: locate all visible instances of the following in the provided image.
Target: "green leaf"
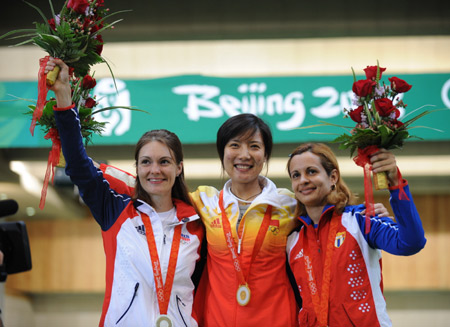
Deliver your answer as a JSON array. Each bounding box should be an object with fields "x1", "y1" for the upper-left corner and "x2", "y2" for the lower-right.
[
  {"x1": 92, "y1": 106, "x2": 150, "y2": 116},
  {"x1": 48, "y1": 0, "x2": 56, "y2": 19},
  {"x1": 24, "y1": 1, "x2": 49, "y2": 25},
  {"x1": 351, "y1": 67, "x2": 356, "y2": 83}
]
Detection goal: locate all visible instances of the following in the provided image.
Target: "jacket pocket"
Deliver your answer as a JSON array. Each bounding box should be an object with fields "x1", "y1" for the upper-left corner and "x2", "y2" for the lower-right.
[{"x1": 116, "y1": 282, "x2": 140, "y2": 325}]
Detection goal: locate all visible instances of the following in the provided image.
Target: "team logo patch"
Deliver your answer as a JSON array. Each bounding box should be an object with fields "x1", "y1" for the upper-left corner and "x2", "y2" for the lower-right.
[
  {"x1": 181, "y1": 233, "x2": 191, "y2": 244},
  {"x1": 210, "y1": 218, "x2": 222, "y2": 228},
  {"x1": 334, "y1": 231, "x2": 346, "y2": 248}
]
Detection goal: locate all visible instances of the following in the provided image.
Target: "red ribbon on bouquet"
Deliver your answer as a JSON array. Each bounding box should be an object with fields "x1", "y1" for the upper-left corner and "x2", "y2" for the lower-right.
[
  {"x1": 353, "y1": 145, "x2": 378, "y2": 234},
  {"x1": 353, "y1": 145, "x2": 409, "y2": 234},
  {"x1": 31, "y1": 56, "x2": 51, "y2": 136},
  {"x1": 39, "y1": 128, "x2": 61, "y2": 210}
]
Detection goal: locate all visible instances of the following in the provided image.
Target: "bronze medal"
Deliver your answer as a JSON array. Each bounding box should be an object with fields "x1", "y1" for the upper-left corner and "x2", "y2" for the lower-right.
[{"x1": 155, "y1": 314, "x2": 173, "y2": 327}]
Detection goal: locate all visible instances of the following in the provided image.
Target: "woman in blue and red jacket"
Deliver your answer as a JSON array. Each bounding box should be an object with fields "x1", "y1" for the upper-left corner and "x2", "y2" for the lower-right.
[{"x1": 286, "y1": 143, "x2": 426, "y2": 327}]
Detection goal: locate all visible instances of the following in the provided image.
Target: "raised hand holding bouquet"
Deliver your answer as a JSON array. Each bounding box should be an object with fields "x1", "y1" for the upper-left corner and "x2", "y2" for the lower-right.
[
  {"x1": 334, "y1": 62, "x2": 434, "y2": 231},
  {"x1": 0, "y1": 0, "x2": 129, "y2": 209}
]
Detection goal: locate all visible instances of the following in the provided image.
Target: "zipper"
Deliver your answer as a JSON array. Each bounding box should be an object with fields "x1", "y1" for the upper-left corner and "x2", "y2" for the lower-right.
[{"x1": 116, "y1": 282, "x2": 140, "y2": 324}]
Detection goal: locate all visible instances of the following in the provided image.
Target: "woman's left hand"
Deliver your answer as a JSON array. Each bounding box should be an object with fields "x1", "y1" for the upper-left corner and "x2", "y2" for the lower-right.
[{"x1": 370, "y1": 148, "x2": 398, "y2": 186}]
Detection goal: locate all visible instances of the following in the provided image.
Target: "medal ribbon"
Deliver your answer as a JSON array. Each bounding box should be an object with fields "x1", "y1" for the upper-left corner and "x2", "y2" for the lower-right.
[
  {"x1": 218, "y1": 190, "x2": 272, "y2": 287},
  {"x1": 303, "y1": 211, "x2": 340, "y2": 327},
  {"x1": 142, "y1": 212, "x2": 182, "y2": 315}
]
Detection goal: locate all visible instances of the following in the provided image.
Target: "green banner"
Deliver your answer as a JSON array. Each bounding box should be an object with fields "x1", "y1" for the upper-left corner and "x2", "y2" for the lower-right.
[{"x1": 1, "y1": 73, "x2": 450, "y2": 148}]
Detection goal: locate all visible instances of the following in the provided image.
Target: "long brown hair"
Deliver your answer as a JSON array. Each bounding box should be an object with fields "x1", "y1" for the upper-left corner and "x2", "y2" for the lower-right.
[
  {"x1": 287, "y1": 143, "x2": 356, "y2": 217},
  {"x1": 132, "y1": 129, "x2": 192, "y2": 206}
]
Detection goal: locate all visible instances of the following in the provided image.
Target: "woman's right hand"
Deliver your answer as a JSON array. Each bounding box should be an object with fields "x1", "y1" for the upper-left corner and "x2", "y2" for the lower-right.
[{"x1": 44, "y1": 57, "x2": 72, "y2": 108}]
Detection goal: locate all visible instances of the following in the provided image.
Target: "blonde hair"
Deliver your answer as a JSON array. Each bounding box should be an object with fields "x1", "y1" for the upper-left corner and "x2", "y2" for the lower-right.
[{"x1": 287, "y1": 143, "x2": 356, "y2": 217}]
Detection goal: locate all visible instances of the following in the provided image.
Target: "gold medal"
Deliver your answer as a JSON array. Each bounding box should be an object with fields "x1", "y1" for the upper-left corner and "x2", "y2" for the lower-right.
[
  {"x1": 155, "y1": 314, "x2": 173, "y2": 327},
  {"x1": 236, "y1": 284, "x2": 251, "y2": 306}
]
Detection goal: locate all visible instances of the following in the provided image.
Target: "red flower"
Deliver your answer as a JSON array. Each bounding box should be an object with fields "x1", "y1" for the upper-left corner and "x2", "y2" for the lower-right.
[
  {"x1": 67, "y1": 0, "x2": 89, "y2": 15},
  {"x1": 392, "y1": 108, "x2": 401, "y2": 118},
  {"x1": 48, "y1": 18, "x2": 56, "y2": 30},
  {"x1": 389, "y1": 76, "x2": 412, "y2": 93},
  {"x1": 374, "y1": 98, "x2": 396, "y2": 117},
  {"x1": 352, "y1": 79, "x2": 376, "y2": 97},
  {"x1": 364, "y1": 65, "x2": 386, "y2": 80},
  {"x1": 82, "y1": 75, "x2": 97, "y2": 89},
  {"x1": 95, "y1": 35, "x2": 103, "y2": 55},
  {"x1": 84, "y1": 97, "x2": 96, "y2": 108},
  {"x1": 349, "y1": 106, "x2": 364, "y2": 123},
  {"x1": 90, "y1": 24, "x2": 100, "y2": 34}
]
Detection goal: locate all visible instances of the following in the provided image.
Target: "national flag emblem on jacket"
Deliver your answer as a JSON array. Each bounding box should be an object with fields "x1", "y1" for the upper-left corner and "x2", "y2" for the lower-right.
[{"x1": 334, "y1": 231, "x2": 346, "y2": 248}]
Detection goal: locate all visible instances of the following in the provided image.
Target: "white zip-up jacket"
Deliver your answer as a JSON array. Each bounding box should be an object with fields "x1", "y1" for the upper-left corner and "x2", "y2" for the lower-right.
[{"x1": 54, "y1": 106, "x2": 204, "y2": 327}]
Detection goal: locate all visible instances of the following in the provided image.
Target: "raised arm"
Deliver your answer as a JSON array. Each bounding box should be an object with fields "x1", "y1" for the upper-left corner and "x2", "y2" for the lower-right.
[{"x1": 45, "y1": 58, "x2": 130, "y2": 230}]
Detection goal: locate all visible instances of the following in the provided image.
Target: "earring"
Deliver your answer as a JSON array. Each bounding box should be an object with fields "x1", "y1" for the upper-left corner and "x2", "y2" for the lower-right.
[{"x1": 331, "y1": 184, "x2": 336, "y2": 191}]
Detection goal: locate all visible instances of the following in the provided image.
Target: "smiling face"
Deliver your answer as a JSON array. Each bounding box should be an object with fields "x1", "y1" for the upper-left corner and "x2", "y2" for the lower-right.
[
  {"x1": 223, "y1": 130, "x2": 266, "y2": 186},
  {"x1": 289, "y1": 151, "x2": 338, "y2": 210},
  {"x1": 136, "y1": 140, "x2": 182, "y2": 201}
]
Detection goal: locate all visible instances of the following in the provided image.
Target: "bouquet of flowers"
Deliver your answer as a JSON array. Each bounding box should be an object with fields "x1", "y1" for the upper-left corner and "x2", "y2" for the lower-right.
[
  {"x1": 331, "y1": 62, "x2": 438, "y2": 231},
  {"x1": 0, "y1": 0, "x2": 133, "y2": 209},
  {"x1": 0, "y1": 0, "x2": 127, "y2": 133},
  {"x1": 334, "y1": 63, "x2": 426, "y2": 189}
]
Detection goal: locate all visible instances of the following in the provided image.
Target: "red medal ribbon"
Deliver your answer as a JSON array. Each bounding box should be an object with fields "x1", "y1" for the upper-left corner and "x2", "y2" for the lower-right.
[
  {"x1": 353, "y1": 145, "x2": 378, "y2": 234},
  {"x1": 218, "y1": 191, "x2": 272, "y2": 292},
  {"x1": 39, "y1": 127, "x2": 61, "y2": 210},
  {"x1": 142, "y1": 212, "x2": 182, "y2": 315},
  {"x1": 303, "y1": 211, "x2": 340, "y2": 327},
  {"x1": 31, "y1": 56, "x2": 51, "y2": 136}
]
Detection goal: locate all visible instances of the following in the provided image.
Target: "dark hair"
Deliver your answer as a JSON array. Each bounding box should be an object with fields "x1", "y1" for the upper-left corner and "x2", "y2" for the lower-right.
[
  {"x1": 132, "y1": 129, "x2": 192, "y2": 206},
  {"x1": 287, "y1": 143, "x2": 356, "y2": 217},
  {"x1": 216, "y1": 114, "x2": 273, "y2": 169}
]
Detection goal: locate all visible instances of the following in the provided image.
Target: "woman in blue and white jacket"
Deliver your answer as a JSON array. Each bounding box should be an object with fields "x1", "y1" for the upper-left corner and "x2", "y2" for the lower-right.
[{"x1": 45, "y1": 58, "x2": 204, "y2": 327}]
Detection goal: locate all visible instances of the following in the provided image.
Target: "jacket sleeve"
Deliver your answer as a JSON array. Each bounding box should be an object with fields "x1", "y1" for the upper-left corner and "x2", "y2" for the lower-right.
[
  {"x1": 99, "y1": 163, "x2": 136, "y2": 196},
  {"x1": 54, "y1": 106, "x2": 130, "y2": 230},
  {"x1": 365, "y1": 180, "x2": 426, "y2": 255}
]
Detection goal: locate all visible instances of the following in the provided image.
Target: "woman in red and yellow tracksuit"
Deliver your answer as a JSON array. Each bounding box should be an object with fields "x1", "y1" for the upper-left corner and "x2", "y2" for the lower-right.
[{"x1": 190, "y1": 114, "x2": 300, "y2": 327}]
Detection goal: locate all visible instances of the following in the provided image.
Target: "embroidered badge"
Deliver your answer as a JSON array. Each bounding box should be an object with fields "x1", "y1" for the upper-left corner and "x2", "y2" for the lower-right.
[
  {"x1": 334, "y1": 231, "x2": 346, "y2": 248},
  {"x1": 268, "y1": 219, "x2": 280, "y2": 235}
]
